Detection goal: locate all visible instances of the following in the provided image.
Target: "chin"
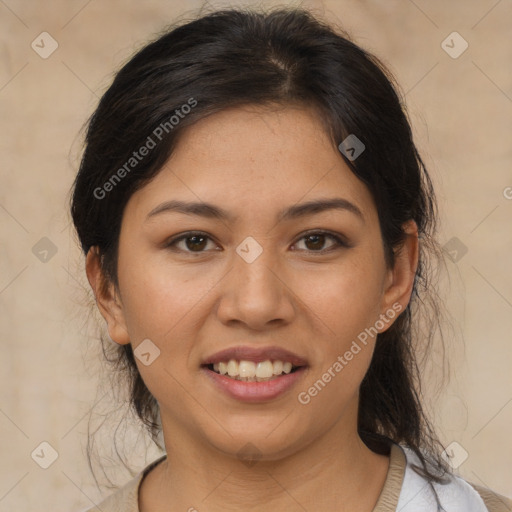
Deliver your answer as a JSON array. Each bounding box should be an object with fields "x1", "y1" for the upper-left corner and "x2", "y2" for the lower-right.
[{"x1": 203, "y1": 426, "x2": 307, "y2": 464}]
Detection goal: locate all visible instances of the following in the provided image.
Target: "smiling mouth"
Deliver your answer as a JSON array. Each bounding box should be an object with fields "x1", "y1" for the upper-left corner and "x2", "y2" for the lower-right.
[{"x1": 203, "y1": 359, "x2": 302, "y2": 382}]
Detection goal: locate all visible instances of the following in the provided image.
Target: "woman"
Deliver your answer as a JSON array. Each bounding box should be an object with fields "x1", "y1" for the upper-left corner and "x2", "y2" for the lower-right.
[{"x1": 71, "y1": 7, "x2": 511, "y2": 512}]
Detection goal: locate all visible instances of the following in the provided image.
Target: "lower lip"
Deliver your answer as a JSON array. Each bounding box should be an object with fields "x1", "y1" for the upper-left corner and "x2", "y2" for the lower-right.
[{"x1": 202, "y1": 366, "x2": 307, "y2": 403}]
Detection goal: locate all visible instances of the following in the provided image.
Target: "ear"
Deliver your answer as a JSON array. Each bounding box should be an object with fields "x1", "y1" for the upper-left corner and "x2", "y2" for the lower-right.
[
  {"x1": 85, "y1": 247, "x2": 130, "y2": 345},
  {"x1": 379, "y1": 220, "x2": 419, "y2": 331}
]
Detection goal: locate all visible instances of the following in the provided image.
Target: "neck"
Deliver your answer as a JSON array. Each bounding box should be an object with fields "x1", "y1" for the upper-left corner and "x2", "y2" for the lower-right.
[{"x1": 140, "y1": 405, "x2": 390, "y2": 512}]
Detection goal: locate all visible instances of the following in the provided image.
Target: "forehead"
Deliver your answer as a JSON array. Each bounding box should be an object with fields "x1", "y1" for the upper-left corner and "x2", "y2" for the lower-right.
[{"x1": 124, "y1": 105, "x2": 377, "y2": 224}]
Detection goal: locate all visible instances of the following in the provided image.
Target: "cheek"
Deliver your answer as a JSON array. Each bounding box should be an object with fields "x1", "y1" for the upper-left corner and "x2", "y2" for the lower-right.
[
  {"x1": 116, "y1": 251, "x2": 214, "y2": 403},
  {"x1": 118, "y1": 239, "x2": 387, "y2": 346},
  {"x1": 117, "y1": 252, "x2": 213, "y2": 343},
  {"x1": 304, "y1": 255, "x2": 386, "y2": 344},
  {"x1": 295, "y1": 269, "x2": 384, "y2": 415}
]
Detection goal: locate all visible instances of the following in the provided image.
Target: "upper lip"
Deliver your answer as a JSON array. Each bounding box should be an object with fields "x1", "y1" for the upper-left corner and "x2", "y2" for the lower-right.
[{"x1": 202, "y1": 345, "x2": 308, "y2": 366}]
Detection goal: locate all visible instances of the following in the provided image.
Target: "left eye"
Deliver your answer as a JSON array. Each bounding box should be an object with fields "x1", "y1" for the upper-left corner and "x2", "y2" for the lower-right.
[{"x1": 293, "y1": 232, "x2": 345, "y2": 252}]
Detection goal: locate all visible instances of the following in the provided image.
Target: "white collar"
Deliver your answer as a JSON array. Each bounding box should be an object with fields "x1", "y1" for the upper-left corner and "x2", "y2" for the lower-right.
[{"x1": 396, "y1": 445, "x2": 488, "y2": 511}]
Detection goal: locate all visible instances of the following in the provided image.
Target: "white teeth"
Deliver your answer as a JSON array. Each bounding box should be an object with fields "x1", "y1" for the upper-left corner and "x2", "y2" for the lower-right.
[
  {"x1": 209, "y1": 359, "x2": 298, "y2": 381},
  {"x1": 272, "y1": 360, "x2": 283, "y2": 375},
  {"x1": 227, "y1": 360, "x2": 238, "y2": 377},
  {"x1": 239, "y1": 360, "x2": 256, "y2": 378},
  {"x1": 256, "y1": 360, "x2": 274, "y2": 378}
]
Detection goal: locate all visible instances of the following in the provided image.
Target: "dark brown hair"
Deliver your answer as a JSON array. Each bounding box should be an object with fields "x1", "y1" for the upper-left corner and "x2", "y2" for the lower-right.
[{"x1": 71, "y1": 7, "x2": 449, "y2": 483}]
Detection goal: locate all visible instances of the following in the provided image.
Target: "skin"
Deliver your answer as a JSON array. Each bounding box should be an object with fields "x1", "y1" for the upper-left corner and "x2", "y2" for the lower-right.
[{"x1": 86, "y1": 105, "x2": 418, "y2": 512}]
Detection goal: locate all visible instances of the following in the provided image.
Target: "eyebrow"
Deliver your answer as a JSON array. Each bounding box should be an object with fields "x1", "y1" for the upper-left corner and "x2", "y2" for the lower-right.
[{"x1": 146, "y1": 197, "x2": 364, "y2": 223}]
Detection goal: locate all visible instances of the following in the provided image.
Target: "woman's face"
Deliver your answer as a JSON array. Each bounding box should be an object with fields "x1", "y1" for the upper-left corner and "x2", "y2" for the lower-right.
[{"x1": 91, "y1": 105, "x2": 415, "y2": 461}]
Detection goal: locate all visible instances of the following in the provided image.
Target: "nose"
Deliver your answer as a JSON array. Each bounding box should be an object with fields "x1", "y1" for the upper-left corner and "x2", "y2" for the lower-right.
[{"x1": 215, "y1": 240, "x2": 296, "y2": 330}]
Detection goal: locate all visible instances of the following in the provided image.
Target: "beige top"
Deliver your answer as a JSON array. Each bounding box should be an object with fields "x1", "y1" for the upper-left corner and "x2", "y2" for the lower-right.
[{"x1": 84, "y1": 444, "x2": 512, "y2": 512}]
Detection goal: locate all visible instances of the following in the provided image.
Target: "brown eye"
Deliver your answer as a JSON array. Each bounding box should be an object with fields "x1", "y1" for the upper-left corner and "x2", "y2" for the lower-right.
[
  {"x1": 165, "y1": 230, "x2": 347, "y2": 255},
  {"x1": 184, "y1": 235, "x2": 208, "y2": 251},
  {"x1": 165, "y1": 232, "x2": 217, "y2": 253},
  {"x1": 294, "y1": 231, "x2": 346, "y2": 252},
  {"x1": 304, "y1": 234, "x2": 326, "y2": 251}
]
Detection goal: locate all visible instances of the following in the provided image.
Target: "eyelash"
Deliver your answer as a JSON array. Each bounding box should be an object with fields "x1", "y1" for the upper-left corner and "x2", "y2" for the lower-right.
[{"x1": 164, "y1": 230, "x2": 349, "y2": 255}]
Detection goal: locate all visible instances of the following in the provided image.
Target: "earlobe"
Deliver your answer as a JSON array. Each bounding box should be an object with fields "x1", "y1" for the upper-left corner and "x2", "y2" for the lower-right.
[
  {"x1": 379, "y1": 220, "x2": 419, "y2": 331},
  {"x1": 85, "y1": 247, "x2": 130, "y2": 345}
]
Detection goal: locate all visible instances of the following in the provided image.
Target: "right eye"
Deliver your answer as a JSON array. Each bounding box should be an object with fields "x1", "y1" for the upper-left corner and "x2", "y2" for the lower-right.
[{"x1": 164, "y1": 231, "x2": 220, "y2": 253}]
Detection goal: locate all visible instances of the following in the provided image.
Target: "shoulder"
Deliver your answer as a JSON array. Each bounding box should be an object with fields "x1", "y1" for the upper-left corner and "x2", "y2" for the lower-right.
[
  {"x1": 398, "y1": 445, "x2": 512, "y2": 512},
  {"x1": 81, "y1": 475, "x2": 141, "y2": 512},
  {"x1": 468, "y1": 483, "x2": 512, "y2": 512},
  {"x1": 80, "y1": 455, "x2": 166, "y2": 512}
]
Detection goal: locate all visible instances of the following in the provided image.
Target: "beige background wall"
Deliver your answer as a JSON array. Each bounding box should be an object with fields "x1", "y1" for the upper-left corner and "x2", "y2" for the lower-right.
[{"x1": 0, "y1": 0, "x2": 511, "y2": 510}]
